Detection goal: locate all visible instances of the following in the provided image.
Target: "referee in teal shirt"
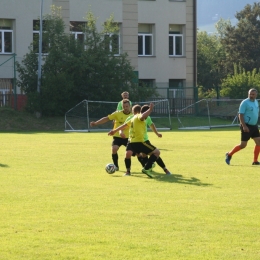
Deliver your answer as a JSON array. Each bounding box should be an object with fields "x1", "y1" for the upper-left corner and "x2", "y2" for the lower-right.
[{"x1": 225, "y1": 88, "x2": 260, "y2": 165}]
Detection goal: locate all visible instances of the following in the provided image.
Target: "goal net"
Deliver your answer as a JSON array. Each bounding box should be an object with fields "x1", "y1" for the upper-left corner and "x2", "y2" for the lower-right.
[
  {"x1": 65, "y1": 99, "x2": 172, "y2": 132},
  {"x1": 177, "y1": 99, "x2": 242, "y2": 130}
]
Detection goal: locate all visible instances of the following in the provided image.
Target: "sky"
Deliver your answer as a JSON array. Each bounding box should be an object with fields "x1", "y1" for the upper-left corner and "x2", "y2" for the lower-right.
[{"x1": 197, "y1": 0, "x2": 259, "y2": 33}]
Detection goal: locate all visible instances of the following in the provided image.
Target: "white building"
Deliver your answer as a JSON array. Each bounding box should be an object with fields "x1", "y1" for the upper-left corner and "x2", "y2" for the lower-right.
[{"x1": 0, "y1": 0, "x2": 197, "y2": 103}]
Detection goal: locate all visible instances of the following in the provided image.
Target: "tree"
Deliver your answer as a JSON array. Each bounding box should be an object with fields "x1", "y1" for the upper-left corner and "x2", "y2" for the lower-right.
[
  {"x1": 215, "y1": 17, "x2": 231, "y2": 39},
  {"x1": 16, "y1": 7, "x2": 157, "y2": 116},
  {"x1": 220, "y1": 64, "x2": 260, "y2": 98},
  {"x1": 221, "y1": 2, "x2": 260, "y2": 72},
  {"x1": 197, "y1": 30, "x2": 226, "y2": 97}
]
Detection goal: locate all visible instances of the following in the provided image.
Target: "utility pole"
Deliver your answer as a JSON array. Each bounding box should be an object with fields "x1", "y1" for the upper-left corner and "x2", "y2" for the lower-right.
[{"x1": 37, "y1": 0, "x2": 43, "y2": 93}]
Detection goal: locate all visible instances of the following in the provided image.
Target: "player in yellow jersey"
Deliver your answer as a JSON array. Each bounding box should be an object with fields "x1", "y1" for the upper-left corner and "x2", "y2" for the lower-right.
[
  {"x1": 109, "y1": 104, "x2": 171, "y2": 176},
  {"x1": 108, "y1": 103, "x2": 160, "y2": 178},
  {"x1": 90, "y1": 99, "x2": 132, "y2": 170}
]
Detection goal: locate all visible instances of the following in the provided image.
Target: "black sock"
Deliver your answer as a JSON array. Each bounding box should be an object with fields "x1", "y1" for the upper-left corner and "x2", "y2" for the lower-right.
[
  {"x1": 142, "y1": 156, "x2": 148, "y2": 165},
  {"x1": 125, "y1": 158, "x2": 131, "y2": 171},
  {"x1": 137, "y1": 156, "x2": 146, "y2": 167},
  {"x1": 145, "y1": 154, "x2": 157, "y2": 170},
  {"x1": 112, "y1": 153, "x2": 118, "y2": 167},
  {"x1": 156, "y1": 157, "x2": 165, "y2": 169}
]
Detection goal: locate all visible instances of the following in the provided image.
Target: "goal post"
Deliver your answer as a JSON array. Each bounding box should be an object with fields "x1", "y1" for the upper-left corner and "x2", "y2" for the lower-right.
[
  {"x1": 65, "y1": 99, "x2": 172, "y2": 132},
  {"x1": 177, "y1": 98, "x2": 242, "y2": 130}
]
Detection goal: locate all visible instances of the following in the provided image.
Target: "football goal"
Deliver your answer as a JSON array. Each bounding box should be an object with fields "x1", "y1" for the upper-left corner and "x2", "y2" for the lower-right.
[
  {"x1": 177, "y1": 98, "x2": 243, "y2": 130},
  {"x1": 65, "y1": 99, "x2": 172, "y2": 132}
]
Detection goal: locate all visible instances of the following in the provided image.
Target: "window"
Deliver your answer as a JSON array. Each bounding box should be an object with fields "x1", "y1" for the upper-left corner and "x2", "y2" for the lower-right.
[
  {"x1": 139, "y1": 79, "x2": 155, "y2": 88},
  {"x1": 138, "y1": 24, "x2": 153, "y2": 56},
  {"x1": 169, "y1": 79, "x2": 184, "y2": 98},
  {"x1": 70, "y1": 21, "x2": 86, "y2": 44},
  {"x1": 104, "y1": 33, "x2": 120, "y2": 55},
  {"x1": 0, "y1": 19, "x2": 13, "y2": 54},
  {"x1": 169, "y1": 24, "x2": 183, "y2": 56},
  {"x1": 33, "y1": 20, "x2": 49, "y2": 53}
]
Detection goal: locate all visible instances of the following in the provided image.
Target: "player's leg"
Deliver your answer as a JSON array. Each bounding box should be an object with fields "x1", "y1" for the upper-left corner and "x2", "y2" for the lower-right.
[
  {"x1": 144, "y1": 148, "x2": 160, "y2": 170},
  {"x1": 130, "y1": 143, "x2": 154, "y2": 178},
  {"x1": 111, "y1": 137, "x2": 121, "y2": 170},
  {"x1": 155, "y1": 156, "x2": 172, "y2": 175},
  {"x1": 137, "y1": 154, "x2": 147, "y2": 167},
  {"x1": 252, "y1": 126, "x2": 260, "y2": 165},
  {"x1": 225, "y1": 125, "x2": 249, "y2": 165},
  {"x1": 124, "y1": 142, "x2": 133, "y2": 176}
]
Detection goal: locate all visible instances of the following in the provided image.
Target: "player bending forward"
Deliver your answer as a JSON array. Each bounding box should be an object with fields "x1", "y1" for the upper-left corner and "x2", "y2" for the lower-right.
[
  {"x1": 109, "y1": 103, "x2": 171, "y2": 178},
  {"x1": 90, "y1": 99, "x2": 132, "y2": 171}
]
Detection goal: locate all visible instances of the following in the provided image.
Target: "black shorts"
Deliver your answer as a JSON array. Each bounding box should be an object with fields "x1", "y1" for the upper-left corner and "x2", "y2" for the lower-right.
[
  {"x1": 130, "y1": 141, "x2": 156, "y2": 156},
  {"x1": 126, "y1": 141, "x2": 133, "y2": 151},
  {"x1": 112, "y1": 137, "x2": 128, "y2": 147},
  {"x1": 240, "y1": 124, "x2": 260, "y2": 141}
]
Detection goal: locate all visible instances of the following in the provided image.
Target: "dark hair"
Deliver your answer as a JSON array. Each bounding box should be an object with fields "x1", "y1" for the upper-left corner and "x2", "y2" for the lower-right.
[
  {"x1": 141, "y1": 104, "x2": 149, "y2": 113},
  {"x1": 132, "y1": 105, "x2": 141, "y2": 113}
]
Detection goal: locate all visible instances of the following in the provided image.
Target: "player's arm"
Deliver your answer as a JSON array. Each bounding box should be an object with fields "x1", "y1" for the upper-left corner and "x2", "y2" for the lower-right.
[
  {"x1": 118, "y1": 115, "x2": 132, "y2": 138},
  {"x1": 150, "y1": 123, "x2": 162, "y2": 138},
  {"x1": 238, "y1": 113, "x2": 249, "y2": 132},
  {"x1": 119, "y1": 129, "x2": 126, "y2": 138},
  {"x1": 140, "y1": 103, "x2": 154, "y2": 121},
  {"x1": 90, "y1": 116, "x2": 110, "y2": 127},
  {"x1": 108, "y1": 123, "x2": 128, "y2": 136},
  {"x1": 238, "y1": 101, "x2": 249, "y2": 131}
]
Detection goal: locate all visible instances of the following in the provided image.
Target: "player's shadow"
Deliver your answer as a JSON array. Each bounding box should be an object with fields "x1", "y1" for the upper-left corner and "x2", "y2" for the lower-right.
[
  {"x1": 0, "y1": 163, "x2": 9, "y2": 168},
  {"x1": 111, "y1": 171, "x2": 212, "y2": 186},
  {"x1": 153, "y1": 172, "x2": 212, "y2": 186}
]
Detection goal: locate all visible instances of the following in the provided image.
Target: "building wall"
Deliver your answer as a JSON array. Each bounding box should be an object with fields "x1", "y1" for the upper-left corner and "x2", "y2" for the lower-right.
[
  {"x1": 138, "y1": 0, "x2": 187, "y2": 81},
  {"x1": 0, "y1": 0, "x2": 52, "y2": 79},
  {"x1": 0, "y1": 0, "x2": 196, "y2": 98},
  {"x1": 53, "y1": 0, "x2": 70, "y2": 33}
]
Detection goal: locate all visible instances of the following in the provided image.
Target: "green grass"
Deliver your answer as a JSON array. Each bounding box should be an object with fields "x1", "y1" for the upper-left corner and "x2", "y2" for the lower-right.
[{"x1": 1, "y1": 130, "x2": 260, "y2": 259}]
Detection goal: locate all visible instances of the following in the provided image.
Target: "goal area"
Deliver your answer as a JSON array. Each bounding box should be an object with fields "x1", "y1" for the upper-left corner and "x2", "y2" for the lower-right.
[
  {"x1": 65, "y1": 99, "x2": 172, "y2": 132},
  {"x1": 177, "y1": 99, "x2": 242, "y2": 130}
]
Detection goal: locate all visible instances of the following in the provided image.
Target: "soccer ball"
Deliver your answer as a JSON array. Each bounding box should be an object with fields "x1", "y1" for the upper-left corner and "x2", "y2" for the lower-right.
[{"x1": 105, "y1": 163, "x2": 116, "y2": 174}]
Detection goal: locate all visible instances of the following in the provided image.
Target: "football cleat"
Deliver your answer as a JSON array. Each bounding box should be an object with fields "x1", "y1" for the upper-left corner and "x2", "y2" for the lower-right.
[
  {"x1": 225, "y1": 152, "x2": 232, "y2": 165},
  {"x1": 142, "y1": 168, "x2": 153, "y2": 178},
  {"x1": 252, "y1": 162, "x2": 260, "y2": 165}
]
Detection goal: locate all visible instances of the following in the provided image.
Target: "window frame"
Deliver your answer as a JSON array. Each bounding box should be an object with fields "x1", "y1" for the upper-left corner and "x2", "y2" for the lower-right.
[
  {"x1": 139, "y1": 79, "x2": 155, "y2": 88},
  {"x1": 0, "y1": 29, "x2": 13, "y2": 54},
  {"x1": 33, "y1": 30, "x2": 49, "y2": 54},
  {"x1": 104, "y1": 33, "x2": 120, "y2": 56},
  {"x1": 169, "y1": 34, "x2": 183, "y2": 57},
  {"x1": 33, "y1": 20, "x2": 49, "y2": 54},
  {"x1": 138, "y1": 33, "x2": 153, "y2": 56}
]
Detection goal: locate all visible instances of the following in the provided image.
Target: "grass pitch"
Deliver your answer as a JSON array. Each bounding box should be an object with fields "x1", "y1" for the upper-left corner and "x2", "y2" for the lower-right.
[{"x1": 1, "y1": 130, "x2": 260, "y2": 259}]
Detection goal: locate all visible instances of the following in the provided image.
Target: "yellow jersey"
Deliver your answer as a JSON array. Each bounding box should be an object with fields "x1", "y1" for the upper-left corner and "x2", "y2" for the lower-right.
[
  {"x1": 108, "y1": 110, "x2": 132, "y2": 138},
  {"x1": 129, "y1": 114, "x2": 146, "y2": 143}
]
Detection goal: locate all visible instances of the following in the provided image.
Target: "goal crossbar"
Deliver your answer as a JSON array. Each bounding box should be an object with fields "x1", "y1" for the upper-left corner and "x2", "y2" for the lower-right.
[
  {"x1": 65, "y1": 99, "x2": 172, "y2": 132},
  {"x1": 177, "y1": 98, "x2": 244, "y2": 130}
]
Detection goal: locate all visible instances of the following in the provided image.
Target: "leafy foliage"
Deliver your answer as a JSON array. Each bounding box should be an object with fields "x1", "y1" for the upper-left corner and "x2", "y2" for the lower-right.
[
  {"x1": 197, "y1": 31, "x2": 226, "y2": 92},
  {"x1": 198, "y1": 3, "x2": 260, "y2": 98},
  {"x1": 221, "y1": 2, "x2": 260, "y2": 72},
  {"x1": 220, "y1": 64, "x2": 260, "y2": 98},
  {"x1": 16, "y1": 7, "x2": 157, "y2": 116}
]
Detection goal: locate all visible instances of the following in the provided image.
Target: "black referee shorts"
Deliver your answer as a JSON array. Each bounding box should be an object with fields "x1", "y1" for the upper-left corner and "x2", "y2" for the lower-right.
[{"x1": 240, "y1": 124, "x2": 260, "y2": 141}]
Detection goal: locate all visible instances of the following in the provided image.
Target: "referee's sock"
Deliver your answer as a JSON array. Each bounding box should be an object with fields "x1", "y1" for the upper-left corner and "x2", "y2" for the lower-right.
[
  {"x1": 228, "y1": 145, "x2": 241, "y2": 156},
  {"x1": 254, "y1": 145, "x2": 260, "y2": 162}
]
